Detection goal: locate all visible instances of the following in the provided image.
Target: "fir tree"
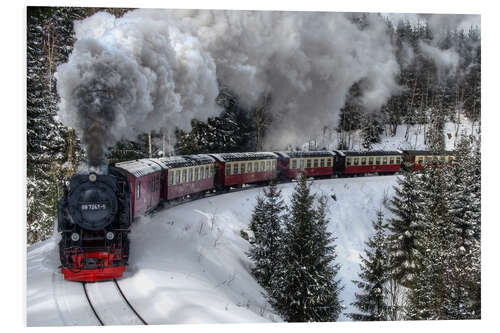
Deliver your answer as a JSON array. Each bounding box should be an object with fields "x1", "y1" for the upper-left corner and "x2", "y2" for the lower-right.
[
  {"x1": 386, "y1": 168, "x2": 425, "y2": 286},
  {"x1": 247, "y1": 182, "x2": 285, "y2": 291},
  {"x1": 349, "y1": 210, "x2": 391, "y2": 321},
  {"x1": 268, "y1": 176, "x2": 342, "y2": 322}
]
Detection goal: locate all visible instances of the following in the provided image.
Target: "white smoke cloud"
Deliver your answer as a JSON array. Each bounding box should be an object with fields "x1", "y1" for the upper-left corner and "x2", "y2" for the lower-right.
[
  {"x1": 63, "y1": 10, "x2": 476, "y2": 160},
  {"x1": 419, "y1": 41, "x2": 460, "y2": 74}
]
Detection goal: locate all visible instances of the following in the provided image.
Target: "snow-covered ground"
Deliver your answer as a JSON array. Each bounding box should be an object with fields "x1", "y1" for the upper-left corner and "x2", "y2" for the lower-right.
[{"x1": 27, "y1": 175, "x2": 398, "y2": 326}]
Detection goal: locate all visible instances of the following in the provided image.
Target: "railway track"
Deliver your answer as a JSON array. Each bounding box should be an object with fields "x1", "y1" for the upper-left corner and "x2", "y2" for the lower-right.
[{"x1": 82, "y1": 279, "x2": 148, "y2": 325}]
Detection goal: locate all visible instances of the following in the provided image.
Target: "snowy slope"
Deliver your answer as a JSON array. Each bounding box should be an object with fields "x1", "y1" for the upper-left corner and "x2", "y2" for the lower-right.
[{"x1": 27, "y1": 176, "x2": 398, "y2": 326}]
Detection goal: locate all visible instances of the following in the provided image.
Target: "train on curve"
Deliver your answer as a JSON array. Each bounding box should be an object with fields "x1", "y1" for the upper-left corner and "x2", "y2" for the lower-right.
[{"x1": 57, "y1": 149, "x2": 455, "y2": 282}]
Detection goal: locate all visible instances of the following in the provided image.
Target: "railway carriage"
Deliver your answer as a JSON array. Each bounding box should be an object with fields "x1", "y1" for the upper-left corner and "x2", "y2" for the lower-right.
[
  {"x1": 151, "y1": 155, "x2": 216, "y2": 200},
  {"x1": 334, "y1": 150, "x2": 403, "y2": 176},
  {"x1": 402, "y1": 150, "x2": 456, "y2": 171},
  {"x1": 210, "y1": 152, "x2": 278, "y2": 190},
  {"x1": 274, "y1": 151, "x2": 335, "y2": 179},
  {"x1": 114, "y1": 159, "x2": 163, "y2": 218}
]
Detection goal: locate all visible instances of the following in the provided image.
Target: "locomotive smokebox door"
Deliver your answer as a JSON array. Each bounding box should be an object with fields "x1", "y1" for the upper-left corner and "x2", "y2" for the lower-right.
[{"x1": 67, "y1": 175, "x2": 118, "y2": 230}]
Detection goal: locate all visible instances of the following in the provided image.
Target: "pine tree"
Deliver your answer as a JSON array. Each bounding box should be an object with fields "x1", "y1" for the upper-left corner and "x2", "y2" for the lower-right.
[
  {"x1": 268, "y1": 176, "x2": 342, "y2": 322},
  {"x1": 386, "y1": 168, "x2": 424, "y2": 286},
  {"x1": 247, "y1": 182, "x2": 285, "y2": 291},
  {"x1": 349, "y1": 210, "x2": 391, "y2": 321}
]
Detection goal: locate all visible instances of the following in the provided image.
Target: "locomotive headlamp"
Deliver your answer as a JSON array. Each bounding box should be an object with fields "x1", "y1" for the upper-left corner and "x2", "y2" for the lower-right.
[
  {"x1": 106, "y1": 231, "x2": 115, "y2": 240},
  {"x1": 89, "y1": 173, "x2": 97, "y2": 182},
  {"x1": 71, "y1": 233, "x2": 80, "y2": 242}
]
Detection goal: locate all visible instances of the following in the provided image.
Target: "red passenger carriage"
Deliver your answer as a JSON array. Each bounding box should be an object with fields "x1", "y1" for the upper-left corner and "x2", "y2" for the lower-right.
[
  {"x1": 151, "y1": 155, "x2": 216, "y2": 200},
  {"x1": 334, "y1": 150, "x2": 403, "y2": 176},
  {"x1": 274, "y1": 151, "x2": 335, "y2": 179},
  {"x1": 210, "y1": 152, "x2": 278, "y2": 190},
  {"x1": 402, "y1": 150, "x2": 455, "y2": 171},
  {"x1": 114, "y1": 159, "x2": 163, "y2": 219}
]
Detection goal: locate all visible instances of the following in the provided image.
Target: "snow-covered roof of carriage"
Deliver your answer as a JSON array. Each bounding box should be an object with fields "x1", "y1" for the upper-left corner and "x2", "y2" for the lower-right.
[
  {"x1": 150, "y1": 155, "x2": 215, "y2": 169},
  {"x1": 274, "y1": 151, "x2": 336, "y2": 159},
  {"x1": 114, "y1": 159, "x2": 162, "y2": 177},
  {"x1": 334, "y1": 150, "x2": 403, "y2": 157},
  {"x1": 209, "y1": 152, "x2": 278, "y2": 162},
  {"x1": 402, "y1": 150, "x2": 455, "y2": 155}
]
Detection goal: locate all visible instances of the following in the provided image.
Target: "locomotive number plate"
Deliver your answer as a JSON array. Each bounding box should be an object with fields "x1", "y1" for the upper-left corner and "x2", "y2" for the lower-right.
[{"x1": 81, "y1": 203, "x2": 107, "y2": 211}]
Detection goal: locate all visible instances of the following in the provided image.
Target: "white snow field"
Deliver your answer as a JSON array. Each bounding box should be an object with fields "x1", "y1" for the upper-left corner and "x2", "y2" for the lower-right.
[{"x1": 27, "y1": 175, "x2": 398, "y2": 326}]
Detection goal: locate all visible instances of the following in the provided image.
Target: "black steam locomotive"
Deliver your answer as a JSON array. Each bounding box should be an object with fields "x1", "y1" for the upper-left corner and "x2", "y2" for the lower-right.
[{"x1": 57, "y1": 168, "x2": 131, "y2": 281}]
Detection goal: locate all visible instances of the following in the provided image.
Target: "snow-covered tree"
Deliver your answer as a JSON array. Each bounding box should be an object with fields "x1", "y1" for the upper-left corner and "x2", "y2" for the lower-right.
[
  {"x1": 247, "y1": 182, "x2": 285, "y2": 291},
  {"x1": 268, "y1": 176, "x2": 342, "y2": 322},
  {"x1": 349, "y1": 210, "x2": 392, "y2": 321},
  {"x1": 386, "y1": 168, "x2": 424, "y2": 286}
]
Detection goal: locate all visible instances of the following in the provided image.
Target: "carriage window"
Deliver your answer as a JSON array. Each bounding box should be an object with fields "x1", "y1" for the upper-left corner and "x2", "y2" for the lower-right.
[
  {"x1": 320, "y1": 159, "x2": 325, "y2": 167},
  {"x1": 292, "y1": 159, "x2": 297, "y2": 169},
  {"x1": 136, "y1": 181, "x2": 141, "y2": 200},
  {"x1": 396, "y1": 157, "x2": 401, "y2": 164},
  {"x1": 361, "y1": 158, "x2": 366, "y2": 165},
  {"x1": 210, "y1": 165, "x2": 214, "y2": 176},
  {"x1": 233, "y1": 163, "x2": 239, "y2": 174},
  {"x1": 313, "y1": 159, "x2": 319, "y2": 168},
  {"x1": 248, "y1": 162, "x2": 252, "y2": 172},
  {"x1": 376, "y1": 157, "x2": 381, "y2": 165},
  {"x1": 266, "y1": 160, "x2": 270, "y2": 170},
  {"x1": 368, "y1": 157, "x2": 374, "y2": 165},
  {"x1": 440, "y1": 156, "x2": 445, "y2": 162},
  {"x1": 273, "y1": 160, "x2": 276, "y2": 169},
  {"x1": 187, "y1": 168, "x2": 192, "y2": 182},
  {"x1": 307, "y1": 159, "x2": 312, "y2": 168},
  {"x1": 200, "y1": 166, "x2": 204, "y2": 179},
  {"x1": 354, "y1": 158, "x2": 359, "y2": 165},
  {"x1": 253, "y1": 162, "x2": 258, "y2": 172},
  {"x1": 176, "y1": 170, "x2": 180, "y2": 184},
  {"x1": 299, "y1": 159, "x2": 304, "y2": 169},
  {"x1": 241, "y1": 163, "x2": 246, "y2": 173},
  {"x1": 182, "y1": 169, "x2": 187, "y2": 183},
  {"x1": 346, "y1": 158, "x2": 352, "y2": 166},
  {"x1": 194, "y1": 167, "x2": 199, "y2": 181},
  {"x1": 168, "y1": 171, "x2": 174, "y2": 185},
  {"x1": 382, "y1": 157, "x2": 387, "y2": 165},
  {"x1": 261, "y1": 161, "x2": 265, "y2": 171},
  {"x1": 418, "y1": 156, "x2": 424, "y2": 164},
  {"x1": 327, "y1": 158, "x2": 332, "y2": 167},
  {"x1": 390, "y1": 157, "x2": 395, "y2": 164}
]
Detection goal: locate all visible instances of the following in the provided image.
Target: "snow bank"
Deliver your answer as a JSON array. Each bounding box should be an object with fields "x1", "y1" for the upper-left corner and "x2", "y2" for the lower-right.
[{"x1": 27, "y1": 176, "x2": 398, "y2": 325}]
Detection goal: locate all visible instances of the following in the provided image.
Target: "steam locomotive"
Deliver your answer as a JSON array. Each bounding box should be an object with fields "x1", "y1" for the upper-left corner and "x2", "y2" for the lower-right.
[{"x1": 57, "y1": 149, "x2": 454, "y2": 282}]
